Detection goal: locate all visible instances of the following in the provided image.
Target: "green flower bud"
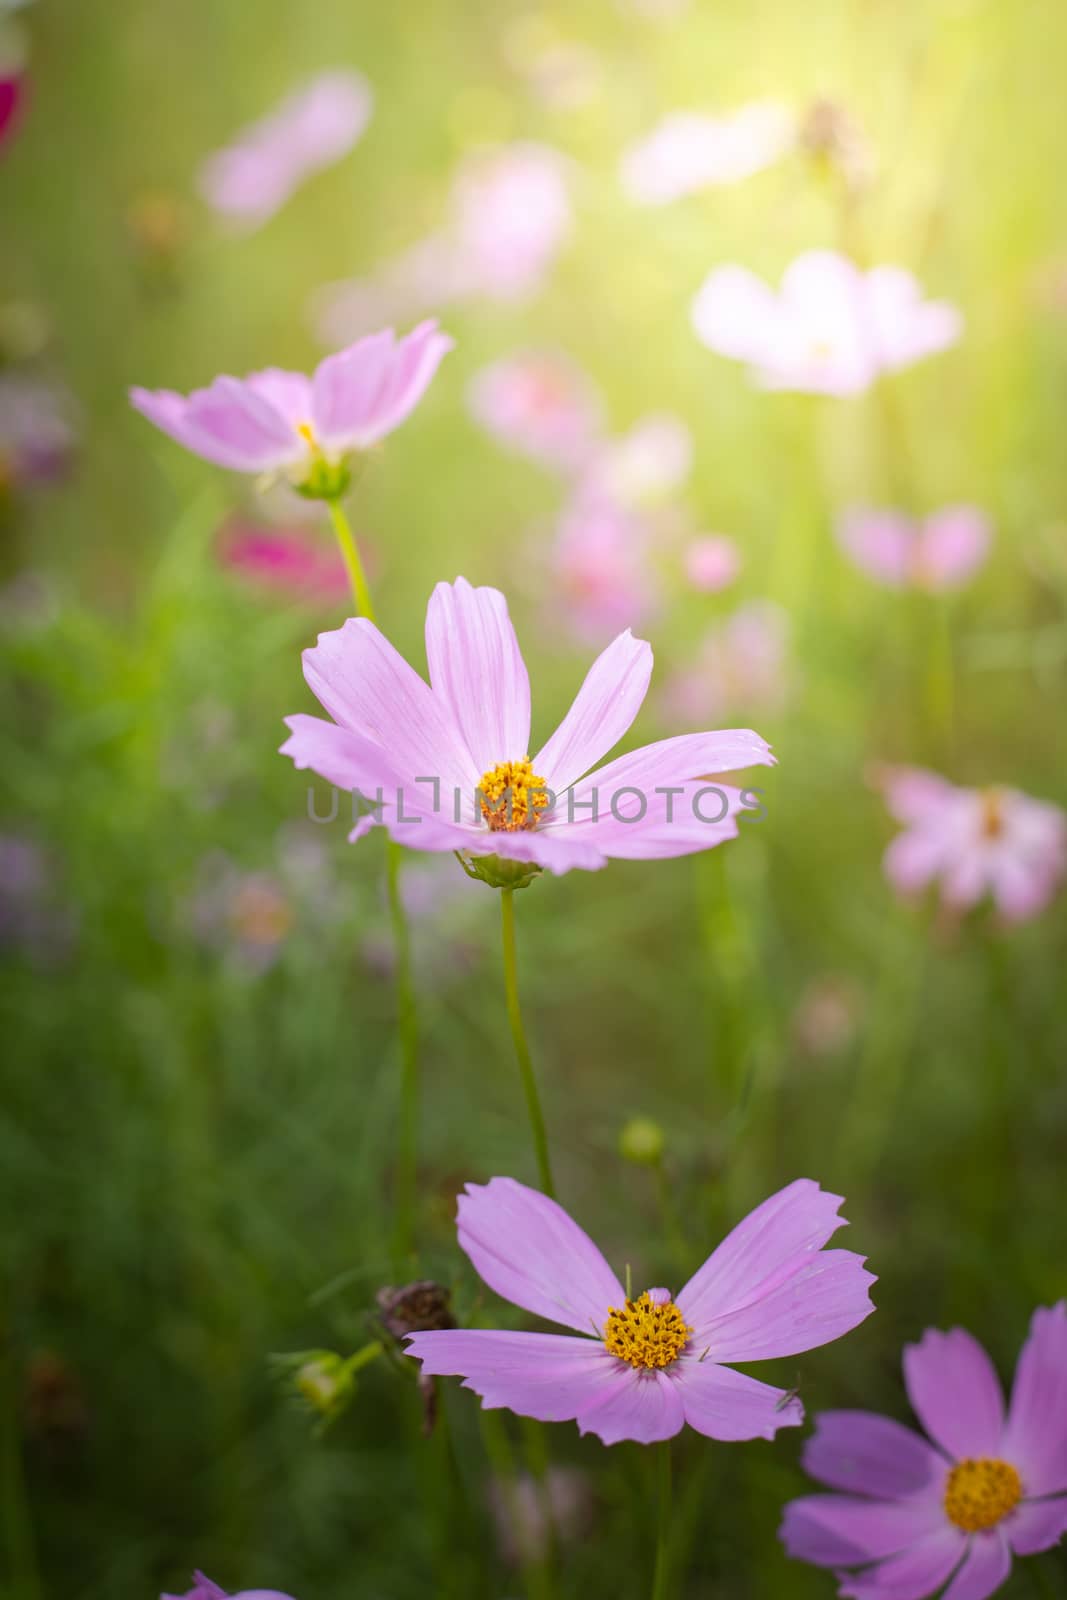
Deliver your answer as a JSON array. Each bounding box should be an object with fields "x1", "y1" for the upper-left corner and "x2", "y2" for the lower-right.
[{"x1": 619, "y1": 1116, "x2": 665, "y2": 1167}]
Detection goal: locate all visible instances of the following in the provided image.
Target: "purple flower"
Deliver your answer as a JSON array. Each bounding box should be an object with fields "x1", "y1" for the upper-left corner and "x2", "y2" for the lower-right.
[
  {"x1": 405, "y1": 1177, "x2": 875, "y2": 1446},
  {"x1": 692, "y1": 251, "x2": 961, "y2": 395},
  {"x1": 781, "y1": 1306, "x2": 1067, "y2": 1600},
  {"x1": 837, "y1": 507, "x2": 991, "y2": 591},
  {"x1": 199, "y1": 71, "x2": 372, "y2": 230},
  {"x1": 621, "y1": 102, "x2": 794, "y2": 205},
  {"x1": 162, "y1": 1576, "x2": 295, "y2": 1600},
  {"x1": 0, "y1": 374, "x2": 78, "y2": 489},
  {"x1": 878, "y1": 766, "x2": 1067, "y2": 925},
  {"x1": 130, "y1": 321, "x2": 452, "y2": 490},
  {"x1": 280, "y1": 576, "x2": 774, "y2": 875}
]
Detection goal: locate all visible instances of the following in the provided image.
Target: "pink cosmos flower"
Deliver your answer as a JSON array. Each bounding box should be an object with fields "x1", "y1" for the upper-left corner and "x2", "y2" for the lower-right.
[
  {"x1": 218, "y1": 519, "x2": 351, "y2": 602},
  {"x1": 621, "y1": 103, "x2": 794, "y2": 205},
  {"x1": 781, "y1": 1306, "x2": 1067, "y2": 1600},
  {"x1": 130, "y1": 320, "x2": 452, "y2": 487},
  {"x1": 163, "y1": 1576, "x2": 295, "y2": 1600},
  {"x1": 683, "y1": 535, "x2": 742, "y2": 593},
  {"x1": 199, "y1": 71, "x2": 372, "y2": 230},
  {"x1": 837, "y1": 507, "x2": 991, "y2": 591},
  {"x1": 281, "y1": 576, "x2": 774, "y2": 875},
  {"x1": 878, "y1": 767, "x2": 1067, "y2": 925},
  {"x1": 406, "y1": 1177, "x2": 875, "y2": 1446},
  {"x1": 467, "y1": 352, "x2": 603, "y2": 470},
  {"x1": 664, "y1": 601, "x2": 790, "y2": 723},
  {"x1": 692, "y1": 251, "x2": 962, "y2": 395},
  {"x1": 548, "y1": 490, "x2": 660, "y2": 641},
  {"x1": 582, "y1": 413, "x2": 693, "y2": 506},
  {"x1": 0, "y1": 69, "x2": 22, "y2": 150}
]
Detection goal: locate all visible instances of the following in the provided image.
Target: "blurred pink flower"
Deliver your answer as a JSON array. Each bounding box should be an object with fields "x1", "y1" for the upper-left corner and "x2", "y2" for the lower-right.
[
  {"x1": 664, "y1": 601, "x2": 790, "y2": 722},
  {"x1": 550, "y1": 490, "x2": 659, "y2": 642},
  {"x1": 837, "y1": 506, "x2": 991, "y2": 591},
  {"x1": 0, "y1": 69, "x2": 23, "y2": 150},
  {"x1": 315, "y1": 144, "x2": 571, "y2": 342},
  {"x1": 792, "y1": 976, "x2": 863, "y2": 1059},
  {"x1": 621, "y1": 103, "x2": 794, "y2": 205},
  {"x1": 163, "y1": 1577, "x2": 295, "y2": 1600},
  {"x1": 0, "y1": 374, "x2": 77, "y2": 490},
  {"x1": 692, "y1": 251, "x2": 962, "y2": 395},
  {"x1": 468, "y1": 352, "x2": 603, "y2": 470},
  {"x1": 406, "y1": 1176, "x2": 874, "y2": 1445},
  {"x1": 781, "y1": 1305, "x2": 1067, "y2": 1600},
  {"x1": 199, "y1": 71, "x2": 373, "y2": 230},
  {"x1": 218, "y1": 519, "x2": 351, "y2": 601},
  {"x1": 488, "y1": 1466, "x2": 594, "y2": 1564},
  {"x1": 683, "y1": 535, "x2": 742, "y2": 593},
  {"x1": 583, "y1": 413, "x2": 692, "y2": 505},
  {"x1": 878, "y1": 767, "x2": 1067, "y2": 925},
  {"x1": 130, "y1": 320, "x2": 452, "y2": 487},
  {"x1": 281, "y1": 576, "x2": 774, "y2": 875}
]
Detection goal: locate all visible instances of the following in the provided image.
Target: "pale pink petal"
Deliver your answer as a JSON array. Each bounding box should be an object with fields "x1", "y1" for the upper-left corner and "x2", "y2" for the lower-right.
[
  {"x1": 937, "y1": 1530, "x2": 1011, "y2": 1600},
  {"x1": 310, "y1": 330, "x2": 396, "y2": 445},
  {"x1": 883, "y1": 827, "x2": 953, "y2": 897},
  {"x1": 837, "y1": 1529, "x2": 966, "y2": 1600},
  {"x1": 404, "y1": 1328, "x2": 627, "y2": 1423},
  {"x1": 780, "y1": 1494, "x2": 945, "y2": 1567},
  {"x1": 917, "y1": 508, "x2": 990, "y2": 591},
  {"x1": 903, "y1": 1329, "x2": 1006, "y2": 1461},
  {"x1": 676, "y1": 1180, "x2": 851, "y2": 1335},
  {"x1": 280, "y1": 713, "x2": 405, "y2": 796},
  {"x1": 837, "y1": 510, "x2": 915, "y2": 587},
  {"x1": 478, "y1": 828, "x2": 609, "y2": 876},
  {"x1": 1003, "y1": 1302, "x2": 1067, "y2": 1496},
  {"x1": 533, "y1": 630, "x2": 653, "y2": 792},
  {"x1": 129, "y1": 388, "x2": 206, "y2": 456},
  {"x1": 867, "y1": 266, "x2": 962, "y2": 369},
  {"x1": 879, "y1": 767, "x2": 959, "y2": 824},
  {"x1": 691, "y1": 265, "x2": 784, "y2": 364},
  {"x1": 565, "y1": 728, "x2": 775, "y2": 813},
  {"x1": 1007, "y1": 1496, "x2": 1067, "y2": 1556},
  {"x1": 675, "y1": 1359, "x2": 804, "y2": 1441},
  {"x1": 244, "y1": 369, "x2": 314, "y2": 428},
  {"x1": 456, "y1": 1177, "x2": 625, "y2": 1334},
  {"x1": 802, "y1": 1411, "x2": 948, "y2": 1498},
  {"x1": 367, "y1": 319, "x2": 455, "y2": 441},
  {"x1": 939, "y1": 846, "x2": 993, "y2": 912},
  {"x1": 183, "y1": 378, "x2": 303, "y2": 471},
  {"x1": 544, "y1": 778, "x2": 749, "y2": 861},
  {"x1": 301, "y1": 617, "x2": 476, "y2": 795},
  {"x1": 578, "y1": 1368, "x2": 686, "y2": 1445},
  {"x1": 692, "y1": 1247, "x2": 875, "y2": 1363},
  {"x1": 424, "y1": 579, "x2": 531, "y2": 774}
]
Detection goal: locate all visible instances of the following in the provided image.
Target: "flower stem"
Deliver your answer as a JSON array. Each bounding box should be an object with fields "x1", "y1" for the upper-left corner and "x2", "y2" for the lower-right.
[
  {"x1": 651, "y1": 1440, "x2": 672, "y2": 1600},
  {"x1": 325, "y1": 495, "x2": 376, "y2": 623},
  {"x1": 500, "y1": 888, "x2": 555, "y2": 1198},
  {"x1": 324, "y1": 494, "x2": 419, "y2": 1263}
]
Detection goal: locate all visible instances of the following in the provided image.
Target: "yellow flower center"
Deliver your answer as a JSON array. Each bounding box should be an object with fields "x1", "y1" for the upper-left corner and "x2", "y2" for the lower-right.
[
  {"x1": 944, "y1": 1458, "x2": 1022, "y2": 1532},
  {"x1": 603, "y1": 1291, "x2": 692, "y2": 1370},
  {"x1": 296, "y1": 421, "x2": 320, "y2": 451},
  {"x1": 478, "y1": 758, "x2": 550, "y2": 833},
  {"x1": 980, "y1": 788, "x2": 1005, "y2": 839}
]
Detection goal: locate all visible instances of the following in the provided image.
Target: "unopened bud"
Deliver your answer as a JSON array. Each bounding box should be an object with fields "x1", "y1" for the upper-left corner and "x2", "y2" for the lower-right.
[{"x1": 619, "y1": 1116, "x2": 665, "y2": 1166}]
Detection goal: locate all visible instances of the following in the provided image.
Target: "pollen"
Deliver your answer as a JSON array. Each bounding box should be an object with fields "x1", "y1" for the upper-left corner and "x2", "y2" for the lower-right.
[
  {"x1": 944, "y1": 1458, "x2": 1022, "y2": 1532},
  {"x1": 980, "y1": 787, "x2": 1006, "y2": 839},
  {"x1": 603, "y1": 1291, "x2": 692, "y2": 1370},
  {"x1": 478, "y1": 758, "x2": 550, "y2": 833},
  {"x1": 296, "y1": 421, "x2": 319, "y2": 450}
]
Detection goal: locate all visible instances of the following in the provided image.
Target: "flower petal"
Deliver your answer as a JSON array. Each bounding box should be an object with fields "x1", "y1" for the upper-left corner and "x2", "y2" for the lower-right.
[
  {"x1": 311, "y1": 329, "x2": 397, "y2": 448},
  {"x1": 837, "y1": 1529, "x2": 966, "y2": 1600},
  {"x1": 692, "y1": 1248, "x2": 876, "y2": 1363},
  {"x1": 577, "y1": 1368, "x2": 685, "y2": 1446},
  {"x1": 280, "y1": 713, "x2": 405, "y2": 796},
  {"x1": 903, "y1": 1329, "x2": 1006, "y2": 1462},
  {"x1": 533, "y1": 630, "x2": 653, "y2": 793},
  {"x1": 456, "y1": 1177, "x2": 625, "y2": 1335},
  {"x1": 675, "y1": 1179, "x2": 852, "y2": 1336},
  {"x1": 676, "y1": 1359, "x2": 803, "y2": 1441},
  {"x1": 425, "y1": 579, "x2": 531, "y2": 774},
  {"x1": 183, "y1": 377, "x2": 302, "y2": 470},
  {"x1": 1003, "y1": 1302, "x2": 1067, "y2": 1496},
  {"x1": 802, "y1": 1411, "x2": 948, "y2": 1498},
  {"x1": 1007, "y1": 1496, "x2": 1067, "y2": 1556},
  {"x1": 302, "y1": 616, "x2": 476, "y2": 795},
  {"x1": 566, "y1": 728, "x2": 775, "y2": 807},
  {"x1": 691, "y1": 264, "x2": 785, "y2": 364},
  {"x1": 404, "y1": 1328, "x2": 625, "y2": 1423},
  {"x1": 545, "y1": 780, "x2": 751, "y2": 862},
  {"x1": 478, "y1": 829, "x2": 609, "y2": 876},
  {"x1": 369, "y1": 318, "x2": 455, "y2": 442},
  {"x1": 938, "y1": 1530, "x2": 1011, "y2": 1600},
  {"x1": 780, "y1": 1494, "x2": 945, "y2": 1567}
]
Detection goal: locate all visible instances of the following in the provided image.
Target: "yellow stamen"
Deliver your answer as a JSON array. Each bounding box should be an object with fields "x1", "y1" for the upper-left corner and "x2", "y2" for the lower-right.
[
  {"x1": 296, "y1": 421, "x2": 319, "y2": 451},
  {"x1": 981, "y1": 788, "x2": 1005, "y2": 839},
  {"x1": 478, "y1": 758, "x2": 550, "y2": 833},
  {"x1": 603, "y1": 1292, "x2": 692, "y2": 1371},
  {"x1": 944, "y1": 1458, "x2": 1022, "y2": 1532}
]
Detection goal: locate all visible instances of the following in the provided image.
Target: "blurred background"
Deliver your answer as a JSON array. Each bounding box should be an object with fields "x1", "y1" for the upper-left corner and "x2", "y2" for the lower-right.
[{"x1": 3, "y1": 0, "x2": 1066, "y2": 1596}]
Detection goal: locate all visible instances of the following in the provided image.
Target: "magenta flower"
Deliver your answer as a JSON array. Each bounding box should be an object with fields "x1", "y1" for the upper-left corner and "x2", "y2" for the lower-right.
[
  {"x1": 621, "y1": 103, "x2": 794, "y2": 205},
  {"x1": 162, "y1": 1576, "x2": 295, "y2": 1600},
  {"x1": 467, "y1": 351, "x2": 603, "y2": 470},
  {"x1": 0, "y1": 68, "x2": 22, "y2": 150},
  {"x1": 837, "y1": 507, "x2": 991, "y2": 591},
  {"x1": 406, "y1": 1177, "x2": 875, "y2": 1446},
  {"x1": 781, "y1": 1306, "x2": 1067, "y2": 1600},
  {"x1": 218, "y1": 519, "x2": 351, "y2": 602},
  {"x1": 199, "y1": 71, "x2": 372, "y2": 230},
  {"x1": 692, "y1": 251, "x2": 961, "y2": 395},
  {"x1": 879, "y1": 766, "x2": 1067, "y2": 925},
  {"x1": 281, "y1": 577, "x2": 773, "y2": 875},
  {"x1": 130, "y1": 321, "x2": 452, "y2": 492}
]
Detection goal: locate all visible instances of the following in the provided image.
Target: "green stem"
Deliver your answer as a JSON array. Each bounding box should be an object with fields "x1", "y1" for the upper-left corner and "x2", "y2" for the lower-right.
[
  {"x1": 500, "y1": 889, "x2": 555, "y2": 1197},
  {"x1": 651, "y1": 1440, "x2": 672, "y2": 1600},
  {"x1": 388, "y1": 837, "x2": 419, "y2": 1265},
  {"x1": 324, "y1": 494, "x2": 420, "y2": 1264},
  {"x1": 326, "y1": 495, "x2": 376, "y2": 622}
]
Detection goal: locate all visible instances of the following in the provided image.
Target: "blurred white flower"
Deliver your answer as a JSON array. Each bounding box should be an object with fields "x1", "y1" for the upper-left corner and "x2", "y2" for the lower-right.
[{"x1": 621, "y1": 103, "x2": 794, "y2": 205}]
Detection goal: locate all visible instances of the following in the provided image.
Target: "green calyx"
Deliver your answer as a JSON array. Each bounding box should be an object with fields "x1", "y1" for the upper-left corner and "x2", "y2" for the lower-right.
[
  {"x1": 295, "y1": 456, "x2": 352, "y2": 502},
  {"x1": 455, "y1": 851, "x2": 543, "y2": 892}
]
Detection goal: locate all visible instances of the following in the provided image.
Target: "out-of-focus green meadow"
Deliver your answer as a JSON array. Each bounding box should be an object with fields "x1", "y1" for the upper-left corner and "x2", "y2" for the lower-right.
[{"x1": 2, "y1": 1, "x2": 1067, "y2": 1596}]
